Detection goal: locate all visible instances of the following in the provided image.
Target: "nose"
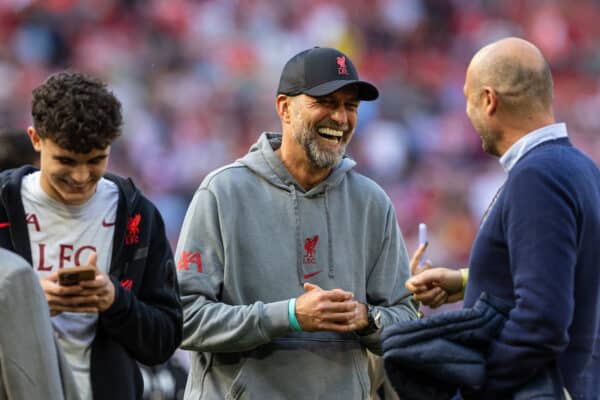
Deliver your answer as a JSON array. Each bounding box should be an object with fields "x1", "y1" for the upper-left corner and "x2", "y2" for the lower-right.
[
  {"x1": 330, "y1": 105, "x2": 349, "y2": 126},
  {"x1": 70, "y1": 166, "x2": 91, "y2": 184}
]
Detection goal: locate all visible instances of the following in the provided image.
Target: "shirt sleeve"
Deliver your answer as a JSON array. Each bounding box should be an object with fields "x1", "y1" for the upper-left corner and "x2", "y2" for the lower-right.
[
  {"x1": 176, "y1": 188, "x2": 290, "y2": 353},
  {"x1": 101, "y1": 203, "x2": 183, "y2": 365},
  {"x1": 359, "y1": 203, "x2": 419, "y2": 354}
]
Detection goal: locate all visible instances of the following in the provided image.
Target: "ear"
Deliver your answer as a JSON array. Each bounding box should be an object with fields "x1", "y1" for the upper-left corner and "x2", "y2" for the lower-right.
[
  {"x1": 482, "y1": 86, "x2": 498, "y2": 116},
  {"x1": 276, "y1": 94, "x2": 292, "y2": 125},
  {"x1": 27, "y1": 127, "x2": 42, "y2": 152}
]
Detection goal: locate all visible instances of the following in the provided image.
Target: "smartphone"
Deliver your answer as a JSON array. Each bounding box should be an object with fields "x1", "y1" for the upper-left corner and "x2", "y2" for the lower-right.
[
  {"x1": 58, "y1": 266, "x2": 96, "y2": 286},
  {"x1": 418, "y1": 223, "x2": 427, "y2": 267}
]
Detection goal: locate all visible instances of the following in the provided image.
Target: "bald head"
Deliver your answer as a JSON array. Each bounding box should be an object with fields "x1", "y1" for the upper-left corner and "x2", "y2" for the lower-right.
[{"x1": 467, "y1": 37, "x2": 553, "y2": 116}]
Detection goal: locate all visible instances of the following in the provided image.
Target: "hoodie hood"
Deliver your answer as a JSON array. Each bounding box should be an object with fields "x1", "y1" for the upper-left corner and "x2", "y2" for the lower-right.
[{"x1": 238, "y1": 132, "x2": 356, "y2": 196}]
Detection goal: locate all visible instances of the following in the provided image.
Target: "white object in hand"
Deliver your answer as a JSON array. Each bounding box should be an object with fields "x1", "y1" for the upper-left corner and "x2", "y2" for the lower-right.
[{"x1": 418, "y1": 223, "x2": 427, "y2": 267}]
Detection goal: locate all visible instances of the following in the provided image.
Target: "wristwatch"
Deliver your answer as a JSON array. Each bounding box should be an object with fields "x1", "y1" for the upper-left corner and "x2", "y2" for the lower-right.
[{"x1": 356, "y1": 305, "x2": 382, "y2": 336}]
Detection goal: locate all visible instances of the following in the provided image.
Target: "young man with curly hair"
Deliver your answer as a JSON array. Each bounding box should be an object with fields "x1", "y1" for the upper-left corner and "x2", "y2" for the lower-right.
[{"x1": 0, "y1": 71, "x2": 182, "y2": 400}]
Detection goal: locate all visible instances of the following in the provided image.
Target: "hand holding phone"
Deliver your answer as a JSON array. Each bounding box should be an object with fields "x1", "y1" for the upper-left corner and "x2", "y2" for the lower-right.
[{"x1": 57, "y1": 265, "x2": 96, "y2": 286}]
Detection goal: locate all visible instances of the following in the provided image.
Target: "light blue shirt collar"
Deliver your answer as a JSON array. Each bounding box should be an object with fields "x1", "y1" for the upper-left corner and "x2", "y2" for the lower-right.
[{"x1": 499, "y1": 122, "x2": 568, "y2": 172}]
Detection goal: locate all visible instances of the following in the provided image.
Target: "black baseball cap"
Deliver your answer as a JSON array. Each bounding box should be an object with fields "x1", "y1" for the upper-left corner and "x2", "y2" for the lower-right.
[{"x1": 277, "y1": 47, "x2": 379, "y2": 101}]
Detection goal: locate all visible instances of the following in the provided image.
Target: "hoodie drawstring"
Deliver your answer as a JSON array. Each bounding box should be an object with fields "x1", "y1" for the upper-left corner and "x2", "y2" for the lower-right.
[
  {"x1": 290, "y1": 186, "x2": 304, "y2": 285},
  {"x1": 324, "y1": 189, "x2": 334, "y2": 279}
]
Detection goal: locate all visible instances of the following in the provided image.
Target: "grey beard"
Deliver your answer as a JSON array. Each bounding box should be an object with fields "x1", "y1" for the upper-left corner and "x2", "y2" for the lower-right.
[{"x1": 303, "y1": 138, "x2": 345, "y2": 169}]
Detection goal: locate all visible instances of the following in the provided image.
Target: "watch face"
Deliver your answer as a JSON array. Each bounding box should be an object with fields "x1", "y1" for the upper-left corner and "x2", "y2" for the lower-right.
[
  {"x1": 367, "y1": 306, "x2": 382, "y2": 329},
  {"x1": 373, "y1": 309, "x2": 382, "y2": 329}
]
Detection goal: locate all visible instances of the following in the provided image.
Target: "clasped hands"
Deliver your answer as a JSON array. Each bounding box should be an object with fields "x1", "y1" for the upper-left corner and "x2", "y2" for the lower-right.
[{"x1": 294, "y1": 282, "x2": 368, "y2": 332}]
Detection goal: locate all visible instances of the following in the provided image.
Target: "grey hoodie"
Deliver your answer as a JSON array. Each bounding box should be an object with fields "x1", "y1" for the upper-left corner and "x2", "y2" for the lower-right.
[
  {"x1": 0, "y1": 248, "x2": 80, "y2": 400},
  {"x1": 176, "y1": 133, "x2": 418, "y2": 399}
]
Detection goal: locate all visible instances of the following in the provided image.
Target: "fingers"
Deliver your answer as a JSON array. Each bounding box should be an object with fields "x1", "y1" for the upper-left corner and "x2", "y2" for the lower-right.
[
  {"x1": 427, "y1": 288, "x2": 449, "y2": 309},
  {"x1": 86, "y1": 251, "x2": 98, "y2": 268},
  {"x1": 79, "y1": 273, "x2": 115, "y2": 312},
  {"x1": 46, "y1": 293, "x2": 99, "y2": 307},
  {"x1": 303, "y1": 282, "x2": 321, "y2": 292},
  {"x1": 296, "y1": 286, "x2": 360, "y2": 332},
  {"x1": 406, "y1": 268, "x2": 444, "y2": 290},
  {"x1": 409, "y1": 242, "x2": 429, "y2": 275},
  {"x1": 42, "y1": 272, "x2": 59, "y2": 283},
  {"x1": 412, "y1": 286, "x2": 446, "y2": 306},
  {"x1": 304, "y1": 282, "x2": 353, "y2": 301},
  {"x1": 314, "y1": 321, "x2": 360, "y2": 333},
  {"x1": 41, "y1": 278, "x2": 86, "y2": 297},
  {"x1": 327, "y1": 289, "x2": 354, "y2": 302},
  {"x1": 302, "y1": 301, "x2": 365, "y2": 333},
  {"x1": 447, "y1": 291, "x2": 465, "y2": 304},
  {"x1": 405, "y1": 281, "x2": 427, "y2": 293},
  {"x1": 49, "y1": 305, "x2": 99, "y2": 314},
  {"x1": 325, "y1": 310, "x2": 360, "y2": 324},
  {"x1": 79, "y1": 274, "x2": 106, "y2": 290},
  {"x1": 316, "y1": 299, "x2": 359, "y2": 315},
  {"x1": 45, "y1": 288, "x2": 100, "y2": 314},
  {"x1": 41, "y1": 272, "x2": 115, "y2": 313}
]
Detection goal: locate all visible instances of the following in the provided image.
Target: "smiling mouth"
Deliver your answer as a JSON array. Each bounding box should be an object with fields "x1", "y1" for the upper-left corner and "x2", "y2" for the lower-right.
[
  {"x1": 62, "y1": 180, "x2": 88, "y2": 192},
  {"x1": 66, "y1": 186, "x2": 86, "y2": 193},
  {"x1": 317, "y1": 127, "x2": 343, "y2": 143}
]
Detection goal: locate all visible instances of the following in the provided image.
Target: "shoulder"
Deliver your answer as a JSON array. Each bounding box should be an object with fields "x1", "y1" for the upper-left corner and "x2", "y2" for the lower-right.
[
  {"x1": 503, "y1": 142, "x2": 600, "y2": 215},
  {"x1": 199, "y1": 161, "x2": 250, "y2": 190},
  {"x1": 511, "y1": 141, "x2": 599, "y2": 186},
  {"x1": 0, "y1": 248, "x2": 31, "y2": 281},
  {"x1": 345, "y1": 170, "x2": 393, "y2": 206},
  {"x1": 0, "y1": 165, "x2": 37, "y2": 189},
  {"x1": 103, "y1": 173, "x2": 160, "y2": 216}
]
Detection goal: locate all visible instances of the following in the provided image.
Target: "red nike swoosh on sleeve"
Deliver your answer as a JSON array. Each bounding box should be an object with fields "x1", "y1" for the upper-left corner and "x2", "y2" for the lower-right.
[
  {"x1": 0, "y1": 222, "x2": 10, "y2": 228},
  {"x1": 102, "y1": 219, "x2": 115, "y2": 227}
]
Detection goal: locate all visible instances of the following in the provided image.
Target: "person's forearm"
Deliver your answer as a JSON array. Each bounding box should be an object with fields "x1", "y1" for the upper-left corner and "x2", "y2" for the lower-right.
[{"x1": 180, "y1": 295, "x2": 290, "y2": 353}]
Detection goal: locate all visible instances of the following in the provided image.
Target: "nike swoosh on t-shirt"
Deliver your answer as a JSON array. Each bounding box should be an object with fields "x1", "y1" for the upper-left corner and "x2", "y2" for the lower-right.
[
  {"x1": 0, "y1": 222, "x2": 10, "y2": 228},
  {"x1": 102, "y1": 219, "x2": 115, "y2": 227}
]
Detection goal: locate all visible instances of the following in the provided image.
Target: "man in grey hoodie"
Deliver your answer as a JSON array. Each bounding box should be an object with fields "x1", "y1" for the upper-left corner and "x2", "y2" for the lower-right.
[{"x1": 175, "y1": 47, "x2": 419, "y2": 399}]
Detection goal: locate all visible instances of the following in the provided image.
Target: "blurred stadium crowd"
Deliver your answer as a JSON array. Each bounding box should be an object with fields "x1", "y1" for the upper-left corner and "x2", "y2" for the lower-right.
[
  {"x1": 1, "y1": 0, "x2": 600, "y2": 398},
  {"x1": 2, "y1": 0, "x2": 600, "y2": 302},
  {"x1": 2, "y1": 0, "x2": 600, "y2": 268}
]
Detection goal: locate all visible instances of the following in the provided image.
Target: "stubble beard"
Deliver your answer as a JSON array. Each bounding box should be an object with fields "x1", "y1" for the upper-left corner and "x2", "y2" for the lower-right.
[
  {"x1": 469, "y1": 111, "x2": 501, "y2": 157},
  {"x1": 480, "y1": 129, "x2": 502, "y2": 157}
]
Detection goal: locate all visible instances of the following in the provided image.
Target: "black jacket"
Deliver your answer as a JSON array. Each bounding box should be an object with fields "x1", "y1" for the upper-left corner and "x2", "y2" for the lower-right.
[{"x1": 0, "y1": 166, "x2": 183, "y2": 400}]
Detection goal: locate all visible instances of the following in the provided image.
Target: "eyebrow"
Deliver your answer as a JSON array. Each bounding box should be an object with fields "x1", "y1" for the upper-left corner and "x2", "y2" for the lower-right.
[
  {"x1": 89, "y1": 154, "x2": 108, "y2": 161},
  {"x1": 53, "y1": 154, "x2": 108, "y2": 162}
]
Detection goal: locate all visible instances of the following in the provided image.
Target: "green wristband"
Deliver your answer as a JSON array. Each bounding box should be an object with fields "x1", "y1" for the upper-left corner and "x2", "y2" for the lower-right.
[{"x1": 288, "y1": 298, "x2": 303, "y2": 332}]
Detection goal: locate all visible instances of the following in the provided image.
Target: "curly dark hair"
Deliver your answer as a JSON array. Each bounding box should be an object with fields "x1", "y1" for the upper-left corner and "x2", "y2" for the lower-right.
[{"x1": 31, "y1": 71, "x2": 123, "y2": 153}]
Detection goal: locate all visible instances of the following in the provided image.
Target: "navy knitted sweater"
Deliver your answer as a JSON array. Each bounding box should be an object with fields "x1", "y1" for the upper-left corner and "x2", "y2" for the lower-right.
[{"x1": 463, "y1": 138, "x2": 600, "y2": 395}]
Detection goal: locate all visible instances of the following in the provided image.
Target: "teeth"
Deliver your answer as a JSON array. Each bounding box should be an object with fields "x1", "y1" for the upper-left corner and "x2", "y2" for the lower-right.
[{"x1": 318, "y1": 127, "x2": 343, "y2": 137}]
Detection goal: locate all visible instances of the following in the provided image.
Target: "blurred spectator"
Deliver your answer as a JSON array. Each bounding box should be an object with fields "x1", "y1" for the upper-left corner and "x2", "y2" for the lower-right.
[{"x1": 0, "y1": 128, "x2": 38, "y2": 170}]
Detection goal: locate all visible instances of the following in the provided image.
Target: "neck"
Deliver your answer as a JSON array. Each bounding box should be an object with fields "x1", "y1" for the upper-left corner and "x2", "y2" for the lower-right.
[
  {"x1": 497, "y1": 113, "x2": 555, "y2": 156},
  {"x1": 276, "y1": 135, "x2": 330, "y2": 190}
]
